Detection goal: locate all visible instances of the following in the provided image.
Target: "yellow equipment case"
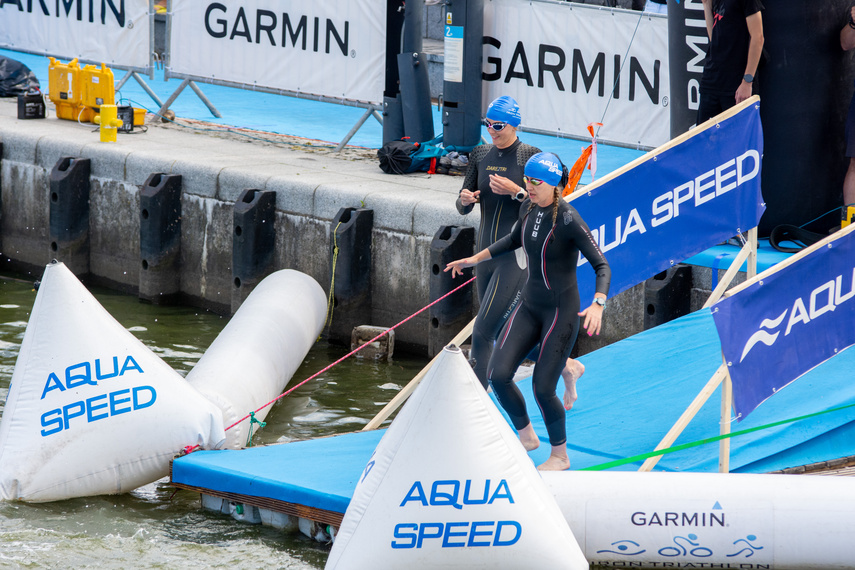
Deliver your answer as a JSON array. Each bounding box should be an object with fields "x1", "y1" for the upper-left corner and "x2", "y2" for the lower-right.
[{"x1": 48, "y1": 58, "x2": 115, "y2": 123}]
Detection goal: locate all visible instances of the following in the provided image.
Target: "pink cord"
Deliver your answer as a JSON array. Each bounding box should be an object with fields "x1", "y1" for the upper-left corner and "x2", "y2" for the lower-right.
[{"x1": 224, "y1": 275, "x2": 476, "y2": 432}]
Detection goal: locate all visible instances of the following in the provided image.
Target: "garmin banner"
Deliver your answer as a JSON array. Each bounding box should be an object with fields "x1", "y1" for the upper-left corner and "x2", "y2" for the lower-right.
[
  {"x1": 168, "y1": 1, "x2": 385, "y2": 105},
  {"x1": 0, "y1": 0, "x2": 152, "y2": 73},
  {"x1": 572, "y1": 99, "x2": 764, "y2": 306},
  {"x1": 712, "y1": 227, "x2": 855, "y2": 420},
  {"x1": 667, "y1": 0, "x2": 707, "y2": 138},
  {"x1": 483, "y1": 0, "x2": 669, "y2": 149}
]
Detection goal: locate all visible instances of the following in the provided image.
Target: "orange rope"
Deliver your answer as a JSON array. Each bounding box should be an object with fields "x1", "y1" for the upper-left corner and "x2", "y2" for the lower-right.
[{"x1": 224, "y1": 275, "x2": 477, "y2": 432}]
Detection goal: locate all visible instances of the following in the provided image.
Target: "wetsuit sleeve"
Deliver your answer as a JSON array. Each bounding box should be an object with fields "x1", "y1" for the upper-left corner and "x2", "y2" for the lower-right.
[
  {"x1": 456, "y1": 159, "x2": 477, "y2": 215},
  {"x1": 456, "y1": 145, "x2": 490, "y2": 215},
  {"x1": 572, "y1": 213, "x2": 611, "y2": 297}
]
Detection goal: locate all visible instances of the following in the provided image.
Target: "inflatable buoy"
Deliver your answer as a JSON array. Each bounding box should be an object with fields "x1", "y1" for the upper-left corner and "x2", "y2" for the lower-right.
[
  {"x1": 185, "y1": 269, "x2": 326, "y2": 449},
  {"x1": 326, "y1": 346, "x2": 587, "y2": 569},
  {"x1": 544, "y1": 470, "x2": 855, "y2": 568},
  {"x1": 0, "y1": 262, "x2": 226, "y2": 502}
]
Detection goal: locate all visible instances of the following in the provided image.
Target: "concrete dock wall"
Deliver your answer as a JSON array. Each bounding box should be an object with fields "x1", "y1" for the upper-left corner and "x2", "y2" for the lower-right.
[
  {"x1": 0, "y1": 102, "x2": 672, "y2": 355},
  {"x1": 0, "y1": 104, "x2": 477, "y2": 353}
]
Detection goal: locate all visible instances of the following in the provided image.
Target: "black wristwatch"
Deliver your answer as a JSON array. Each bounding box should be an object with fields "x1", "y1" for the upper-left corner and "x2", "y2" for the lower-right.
[{"x1": 514, "y1": 188, "x2": 527, "y2": 202}]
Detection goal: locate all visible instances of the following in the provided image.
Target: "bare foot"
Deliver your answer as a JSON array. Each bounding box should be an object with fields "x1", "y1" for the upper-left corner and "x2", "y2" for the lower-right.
[
  {"x1": 561, "y1": 359, "x2": 585, "y2": 410},
  {"x1": 537, "y1": 454, "x2": 571, "y2": 471},
  {"x1": 518, "y1": 423, "x2": 540, "y2": 452}
]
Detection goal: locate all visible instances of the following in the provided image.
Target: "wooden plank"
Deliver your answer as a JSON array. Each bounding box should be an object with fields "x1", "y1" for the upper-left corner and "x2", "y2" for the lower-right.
[
  {"x1": 362, "y1": 319, "x2": 475, "y2": 431},
  {"x1": 638, "y1": 364, "x2": 727, "y2": 472},
  {"x1": 746, "y1": 227, "x2": 758, "y2": 279},
  {"x1": 719, "y1": 369, "x2": 733, "y2": 473},
  {"x1": 170, "y1": 482, "x2": 344, "y2": 527},
  {"x1": 702, "y1": 240, "x2": 753, "y2": 309},
  {"x1": 771, "y1": 455, "x2": 855, "y2": 476}
]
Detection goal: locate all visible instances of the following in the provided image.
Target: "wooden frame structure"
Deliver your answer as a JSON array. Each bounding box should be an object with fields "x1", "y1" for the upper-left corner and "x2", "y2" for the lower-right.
[
  {"x1": 642, "y1": 223, "x2": 855, "y2": 472},
  {"x1": 639, "y1": 228, "x2": 757, "y2": 473}
]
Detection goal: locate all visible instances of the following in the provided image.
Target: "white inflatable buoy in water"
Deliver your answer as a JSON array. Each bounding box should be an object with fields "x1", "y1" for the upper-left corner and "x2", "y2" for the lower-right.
[
  {"x1": 326, "y1": 345, "x2": 587, "y2": 569},
  {"x1": 0, "y1": 261, "x2": 226, "y2": 502},
  {"x1": 185, "y1": 269, "x2": 326, "y2": 449}
]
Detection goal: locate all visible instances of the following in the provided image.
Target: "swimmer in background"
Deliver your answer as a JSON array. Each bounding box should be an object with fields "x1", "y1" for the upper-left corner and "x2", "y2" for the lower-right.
[{"x1": 457, "y1": 96, "x2": 586, "y2": 410}]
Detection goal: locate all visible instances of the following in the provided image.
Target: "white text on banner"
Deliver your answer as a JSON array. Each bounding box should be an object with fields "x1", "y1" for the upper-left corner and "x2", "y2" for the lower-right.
[
  {"x1": 483, "y1": 0, "x2": 669, "y2": 148},
  {"x1": 712, "y1": 228, "x2": 855, "y2": 419}
]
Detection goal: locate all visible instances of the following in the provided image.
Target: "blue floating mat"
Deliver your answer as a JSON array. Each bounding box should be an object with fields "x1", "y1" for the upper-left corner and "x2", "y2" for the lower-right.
[
  {"x1": 529, "y1": 310, "x2": 855, "y2": 473},
  {"x1": 173, "y1": 308, "x2": 855, "y2": 516},
  {"x1": 172, "y1": 430, "x2": 384, "y2": 514},
  {"x1": 685, "y1": 238, "x2": 792, "y2": 274}
]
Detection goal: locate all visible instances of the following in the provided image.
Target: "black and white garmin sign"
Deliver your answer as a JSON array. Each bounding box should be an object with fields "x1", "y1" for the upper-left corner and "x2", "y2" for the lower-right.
[
  {"x1": 169, "y1": 1, "x2": 386, "y2": 105},
  {"x1": 483, "y1": 0, "x2": 669, "y2": 148},
  {"x1": 0, "y1": 0, "x2": 151, "y2": 71}
]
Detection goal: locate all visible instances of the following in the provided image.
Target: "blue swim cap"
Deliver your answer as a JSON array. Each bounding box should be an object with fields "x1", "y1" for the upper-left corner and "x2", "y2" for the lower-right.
[
  {"x1": 485, "y1": 96, "x2": 521, "y2": 127},
  {"x1": 525, "y1": 152, "x2": 564, "y2": 186}
]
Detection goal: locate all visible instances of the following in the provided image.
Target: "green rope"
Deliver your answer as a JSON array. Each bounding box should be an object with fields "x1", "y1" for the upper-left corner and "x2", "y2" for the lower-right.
[
  {"x1": 325, "y1": 221, "x2": 343, "y2": 335},
  {"x1": 581, "y1": 402, "x2": 855, "y2": 472},
  {"x1": 245, "y1": 411, "x2": 267, "y2": 447}
]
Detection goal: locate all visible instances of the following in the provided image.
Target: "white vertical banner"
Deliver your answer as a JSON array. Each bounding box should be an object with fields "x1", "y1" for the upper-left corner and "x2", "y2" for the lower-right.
[
  {"x1": 483, "y1": 0, "x2": 669, "y2": 148},
  {"x1": 168, "y1": 0, "x2": 386, "y2": 105},
  {"x1": 0, "y1": 0, "x2": 151, "y2": 71}
]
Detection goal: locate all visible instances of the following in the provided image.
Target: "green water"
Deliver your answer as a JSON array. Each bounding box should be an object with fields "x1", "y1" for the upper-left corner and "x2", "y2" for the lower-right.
[{"x1": 0, "y1": 275, "x2": 428, "y2": 569}]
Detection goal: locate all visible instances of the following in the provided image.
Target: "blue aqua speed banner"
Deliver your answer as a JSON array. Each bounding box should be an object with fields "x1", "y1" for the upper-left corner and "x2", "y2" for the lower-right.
[
  {"x1": 711, "y1": 227, "x2": 855, "y2": 420},
  {"x1": 572, "y1": 100, "x2": 765, "y2": 305}
]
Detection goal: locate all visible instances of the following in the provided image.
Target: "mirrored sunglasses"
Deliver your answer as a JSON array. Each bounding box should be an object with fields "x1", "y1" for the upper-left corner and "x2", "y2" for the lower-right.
[{"x1": 483, "y1": 119, "x2": 507, "y2": 131}]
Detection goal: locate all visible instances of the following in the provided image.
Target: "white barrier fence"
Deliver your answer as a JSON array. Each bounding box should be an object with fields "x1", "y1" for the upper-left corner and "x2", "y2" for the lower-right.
[
  {"x1": 0, "y1": 0, "x2": 669, "y2": 149},
  {"x1": 0, "y1": 0, "x2": 154, "y2": 76},
  {"x1": 160, "y1": 0, "x2": 388, "y2": 147},
  {"x1": 167, "y1": 0, "x2": 387, "y2": 106},
  {"x1": 483, "y1": 0, "x2": 669, "y2": 149}
]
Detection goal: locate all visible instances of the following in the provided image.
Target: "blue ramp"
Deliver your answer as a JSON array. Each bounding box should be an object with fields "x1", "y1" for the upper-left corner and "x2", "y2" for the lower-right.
[
  {"x1": 172, "y1": 430, "x2": 384, "y2": 515},
  {"x1": 172, "y1": 308, "x2": 855, "y2": 517},
  {"x1": 528, "y1": 309, "x2": 855, "y2": 473},
  {"x1": 685, "y1": 239, "x2": 792, "y2": 274}
]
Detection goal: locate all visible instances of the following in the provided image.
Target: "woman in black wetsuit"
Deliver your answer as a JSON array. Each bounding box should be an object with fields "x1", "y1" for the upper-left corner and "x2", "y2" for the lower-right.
[
  {"x1": 446, "y1": 152, "x2": 610, "y2": 471},
  {"x1": 457, "y1": 96, "x2": 539, "y2": 388},
  {"x1": 457, "y1": 96, "x2": 586, "y2": 408}
]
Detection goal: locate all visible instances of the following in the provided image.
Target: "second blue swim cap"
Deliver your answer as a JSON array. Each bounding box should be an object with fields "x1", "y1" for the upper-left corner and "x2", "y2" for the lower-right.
[
  {"x1": 485, "y1": 96, "x2": 521, "y2": 127},
  {"x1": 525, "y1": 152, "x2": 564, "y2": 186}
]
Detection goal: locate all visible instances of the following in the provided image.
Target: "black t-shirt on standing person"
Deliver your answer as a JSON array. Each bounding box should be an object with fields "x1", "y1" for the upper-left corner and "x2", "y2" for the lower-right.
[{"x1": 700, "y1": 0, "x2": 764, "y2": 96}]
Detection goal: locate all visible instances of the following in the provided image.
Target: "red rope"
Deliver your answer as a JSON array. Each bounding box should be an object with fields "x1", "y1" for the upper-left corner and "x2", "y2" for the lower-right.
[{"x1": 224, "y1": 275, "x2": 476, "y2": 432}]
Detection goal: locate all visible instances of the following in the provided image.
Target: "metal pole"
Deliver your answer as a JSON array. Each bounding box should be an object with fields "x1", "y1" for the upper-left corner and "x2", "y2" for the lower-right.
[
  {"x1": 156, "y1": 78, "x2": 189, "y2": 117},
  {"x1": 132, "y1": 71, "x2": 165, "y2": 108},
  {"x1": 188, "y1": 80, "x2": 222, "y2": 118},
  {"x1": 335, "y1": 105, "x2": 378, "y2": 152}
]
